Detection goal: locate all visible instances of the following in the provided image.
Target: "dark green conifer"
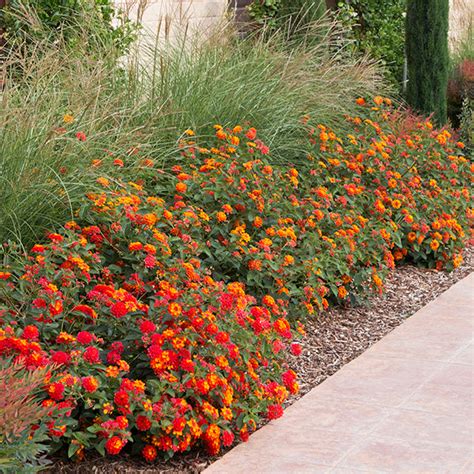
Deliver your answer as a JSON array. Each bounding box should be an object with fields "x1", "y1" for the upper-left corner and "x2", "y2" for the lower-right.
[{"x1": 405, "y1": 0, "x2": 450, "y2": 124}]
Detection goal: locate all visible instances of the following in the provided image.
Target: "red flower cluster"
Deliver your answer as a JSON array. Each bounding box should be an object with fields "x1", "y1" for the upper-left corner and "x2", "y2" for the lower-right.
[
  {"x1": 0, "y1": 97, "x2": 470, "y2": 465},
  {"x1": 0, "y1": 183, "x2": 300, "y2": 461}
]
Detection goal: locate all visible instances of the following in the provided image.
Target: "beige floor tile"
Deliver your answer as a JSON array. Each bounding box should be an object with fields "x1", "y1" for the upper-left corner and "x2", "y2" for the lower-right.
[
  {"x1": 402, "y1": 380, "x2": 473, "y2": 417},
  {"x1": 372, "y1": 408, "x2": 472, "y2": 447},
  {"x1": 337, "y1": 437, "x2": 471, "y2": 473}
]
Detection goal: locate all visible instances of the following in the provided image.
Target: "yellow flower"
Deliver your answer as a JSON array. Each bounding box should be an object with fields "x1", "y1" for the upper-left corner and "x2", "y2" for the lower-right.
[
  {"x1": 338, "y1": 286, "x2": 348, "y2": 299},
  {"x1": 118, "y1": 359, "x2": 130, "y2": 372},
  {"x1": 96, "y1": 177, "x2": 110, "y2": 187},
  {"x1": 63, "y1": 114, "x2": 74, "y2": 124},
  {"x1": 221, "y1": 407, "x2": 233, "y2": 420},
  {"x1": 373, "y1": 273, "x2": 383, "y2": 288},
  {"x1": 106, "y1": 366, "x2": 119, "y2": 378},
  {"x1": 453, "y1": 254, "x2": 463, "y2": 268}
]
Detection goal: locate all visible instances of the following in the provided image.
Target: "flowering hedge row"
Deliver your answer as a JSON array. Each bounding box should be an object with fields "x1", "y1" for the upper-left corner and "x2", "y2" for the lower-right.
[
  {"x1": 0, "y1": 97, "x2": 471, "y2": 464},
  {"x1": 0, "y1": 184, "x2": 301, "y2": 461},
  {"x1": 168, "y1": 98, "x2": 471, "y2": 317}
]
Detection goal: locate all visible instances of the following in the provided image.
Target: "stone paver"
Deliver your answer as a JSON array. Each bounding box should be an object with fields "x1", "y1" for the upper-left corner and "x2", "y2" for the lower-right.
[{"x1": 204, "y1": 272, "x2": 474, "y2": 474}]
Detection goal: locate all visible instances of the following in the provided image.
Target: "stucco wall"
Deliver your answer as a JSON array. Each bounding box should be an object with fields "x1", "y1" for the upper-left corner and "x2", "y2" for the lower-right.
[
  {"x1": 449, "y1": 0, "x2": 473, "y2": 50},
  {"x1": 114, "y1": 0, "x2": 229, "y2": 41}
]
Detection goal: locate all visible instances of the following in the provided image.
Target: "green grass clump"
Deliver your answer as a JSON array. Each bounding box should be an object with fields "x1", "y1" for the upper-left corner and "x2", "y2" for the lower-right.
[{"x1": 0, "y1": 11, "x2": 388, "y2": 247}]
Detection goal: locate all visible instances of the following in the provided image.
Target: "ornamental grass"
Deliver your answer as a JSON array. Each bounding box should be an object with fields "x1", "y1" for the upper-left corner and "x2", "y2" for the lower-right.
[{"x1": 0, "y1": 14, "x2": 386, "y2": 246}]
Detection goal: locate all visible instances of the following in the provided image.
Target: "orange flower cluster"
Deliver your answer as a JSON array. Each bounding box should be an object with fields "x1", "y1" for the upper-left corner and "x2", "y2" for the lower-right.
[
  {"x1": 0, "y1": 97, "x2": 470, "y2": 465},
  {"x1": 0, "y1": 183, "x2": 299, "y2": 461},
  {"x1": 169, "y1": 101, "x2": 470, "y2": 319}
]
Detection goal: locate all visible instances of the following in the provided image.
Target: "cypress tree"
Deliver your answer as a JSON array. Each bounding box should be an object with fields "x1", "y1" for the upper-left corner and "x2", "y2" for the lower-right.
[{"x1": 405, "y1": 0, "x2": 450, "y2": 125}]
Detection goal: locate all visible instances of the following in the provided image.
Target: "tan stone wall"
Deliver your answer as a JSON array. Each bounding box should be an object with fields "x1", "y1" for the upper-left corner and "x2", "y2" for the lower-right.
[
  {"x1": 449, "y1": 0, "x2": 473, "y2": 50},
  {"x1": 115, "y1": 0, "x2": 229, "y2": 41}
]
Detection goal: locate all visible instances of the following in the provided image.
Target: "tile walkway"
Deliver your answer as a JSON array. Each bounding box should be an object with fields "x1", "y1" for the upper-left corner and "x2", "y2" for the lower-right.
[{"x1": 204, "y1": 272, "x2": 474, "y2": 473}]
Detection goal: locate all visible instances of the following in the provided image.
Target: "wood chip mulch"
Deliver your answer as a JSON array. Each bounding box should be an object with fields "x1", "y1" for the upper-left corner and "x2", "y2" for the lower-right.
[
  {"x1": 287, "y1": 245, "x2": 474, "y2": 402},
  {"x1": 49, "y1": 246, "x2": 473, "y2": 474}
]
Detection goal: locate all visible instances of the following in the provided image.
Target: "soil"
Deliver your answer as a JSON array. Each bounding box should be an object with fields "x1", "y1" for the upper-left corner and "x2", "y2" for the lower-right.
[{"x1": 49, "y1": 246, "x2": 474, "y2": 474}]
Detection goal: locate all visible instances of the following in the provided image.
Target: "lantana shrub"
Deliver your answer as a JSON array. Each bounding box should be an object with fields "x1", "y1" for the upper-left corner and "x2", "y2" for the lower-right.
[
  {"x1": 169, "y1": 99, "x2": 471, "y2": 317},
  {"x1": 0, "y1": 183, "x2": 300, "y2": 461},
  {"x1": 0, "y1": 97, "x2": 471, "y2": 464}
]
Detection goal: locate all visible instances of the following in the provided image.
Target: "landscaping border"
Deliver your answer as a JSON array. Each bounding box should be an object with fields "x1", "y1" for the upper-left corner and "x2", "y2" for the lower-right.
[
  {"x1": 205, "y1": 270, "x2": 473, "y2": 473},
  {"x1": 49, "y1": 246, "x2": 473, "y2": 473}
]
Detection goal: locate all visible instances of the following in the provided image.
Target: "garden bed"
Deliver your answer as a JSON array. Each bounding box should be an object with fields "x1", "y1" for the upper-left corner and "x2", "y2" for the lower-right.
[
  {"x1": 50, "y1": 246, "x2": 473, "y2": 474},
  {"x1": 2, "y1": 98, "x2": 471, "y2": 472}
]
